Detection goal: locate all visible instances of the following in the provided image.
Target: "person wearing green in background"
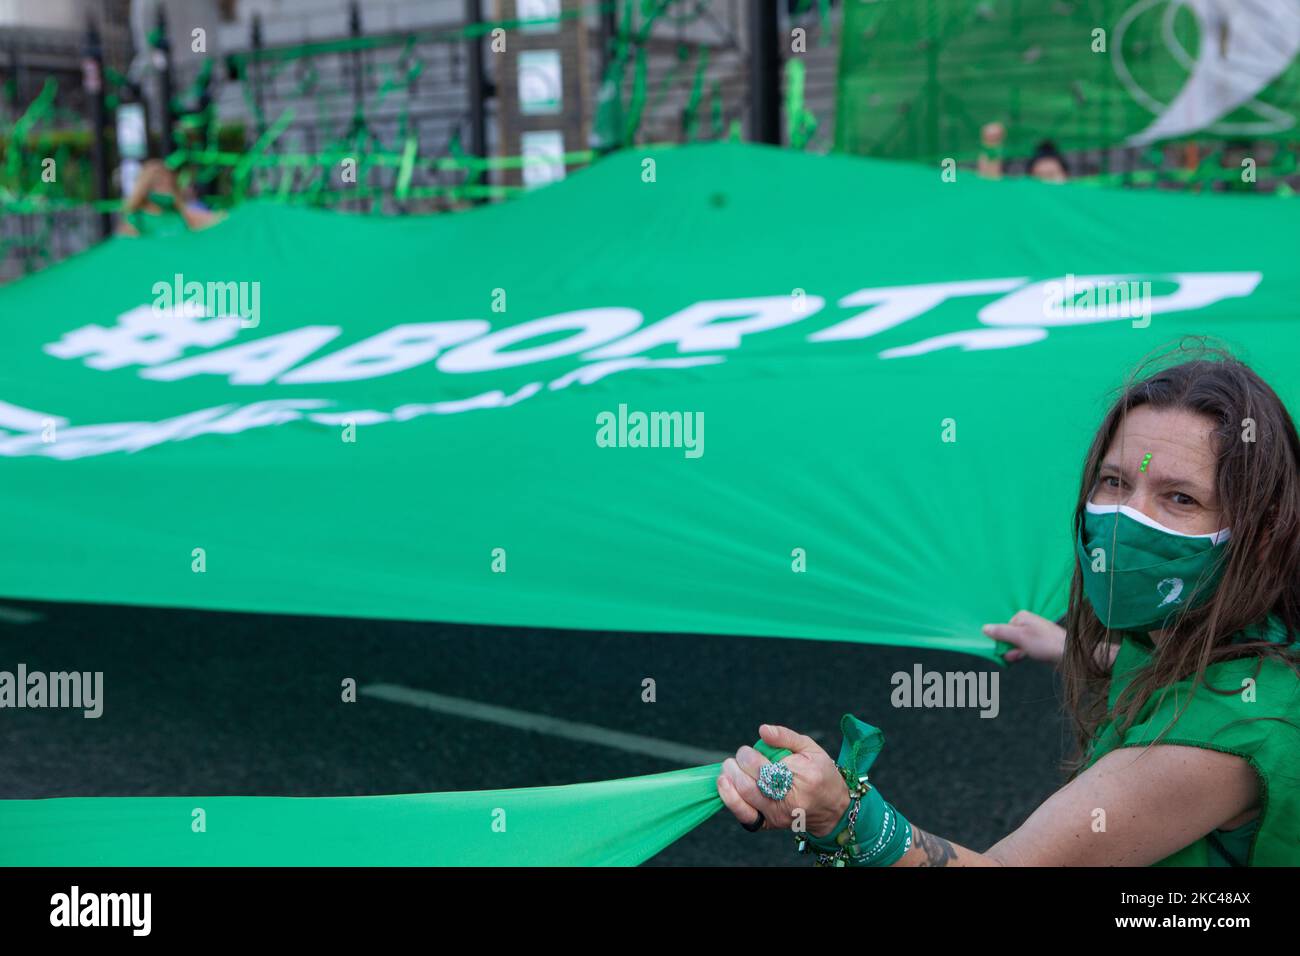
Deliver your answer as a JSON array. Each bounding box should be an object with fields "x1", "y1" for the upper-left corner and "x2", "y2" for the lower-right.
[
  {"x1": 117, "y1": 158, "x2": 222, "y2": 237},
  {"x1": 719, "y1": 347, "x2": 1300, "y2": 866},
  {"x1": 977, "y1": 121, "x2": 1070, "y2": 183}
]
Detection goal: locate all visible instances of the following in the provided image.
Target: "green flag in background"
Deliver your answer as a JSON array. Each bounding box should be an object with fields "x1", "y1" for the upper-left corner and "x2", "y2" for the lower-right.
[
  {"x1": 2, "y1": 143, "x2": 1299, "y2": 661},
  {"x1": 836, "y1": 0, "x2": 1300, "y2": 161}
]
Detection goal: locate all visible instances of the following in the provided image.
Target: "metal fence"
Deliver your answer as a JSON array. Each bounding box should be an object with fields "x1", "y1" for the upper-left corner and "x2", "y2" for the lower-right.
[{"x1": 3, "y1": 0, "x2": 835, "y2": 282}]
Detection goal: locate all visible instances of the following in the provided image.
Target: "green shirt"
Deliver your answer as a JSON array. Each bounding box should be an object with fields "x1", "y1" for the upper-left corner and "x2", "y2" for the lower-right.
[
  {"x1": 1083, "y1": 615, "x2": 1300, "y2": 866},
  {"x1": 123, "y1": 192, "x2": 191, "y2": 239}
]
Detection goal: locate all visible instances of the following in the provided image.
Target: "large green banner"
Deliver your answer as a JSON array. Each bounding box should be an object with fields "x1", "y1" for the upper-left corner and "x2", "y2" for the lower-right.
[
  {"x1": 2, "y1": 142, "x2": 1298, "y2": 664},
  {"x1": 836, "y1": 0, "x2": 1300, "y2": 161},
  {"x1": 3, "y1": 142, "x2": 1300, "y2": 864}
]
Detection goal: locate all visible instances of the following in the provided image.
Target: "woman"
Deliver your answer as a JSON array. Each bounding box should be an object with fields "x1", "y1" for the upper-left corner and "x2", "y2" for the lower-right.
[
  {"x1": 117, "y1": 159, "x2": 222, "y2": 237},
  {"x1": 717, "y1": 350, "x2": 1300, "y2": 866}
]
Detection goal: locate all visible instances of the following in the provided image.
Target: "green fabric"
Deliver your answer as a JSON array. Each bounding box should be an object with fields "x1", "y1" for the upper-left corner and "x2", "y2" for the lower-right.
[
  {"x1": 1077, "y1": 503, "x2": 1228, "y2": 631},
  {"x1": 1084, "y1": 616, "x2": 1300, "y2": 866},
  {"x1": 147, "y1": 190, "x2": 178, "y2": 211},
  {"x1": 123, "y1": 200, "x2": 191, "y2": 240},
  {"x1": 0, "y1": 740, "x2": 789, "y2": 866},
  {"x1": 836, "y1": 0, "x2": 1300, "y2": 161},
  {"x1": 811, "y1": 714, "x2": 913, "y2": 866},
  {"x1": 4, "y1": 143, "x2": 1300, "y2": 662},
  {"x1": 811, "y1": 712, "x2": 884, "y2": 851},
  {"x1": 1210, "y1": 818, "x2": 1257, "y2": 868},
  {"x1": 122, "y1": 211, "x2": 186, "y2": 239}
]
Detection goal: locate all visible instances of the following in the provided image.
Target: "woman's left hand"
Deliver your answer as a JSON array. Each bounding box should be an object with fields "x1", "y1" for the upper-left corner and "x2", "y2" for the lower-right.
[{"x1": 716, "y1": 724, "x2": 850, "y2": 837}]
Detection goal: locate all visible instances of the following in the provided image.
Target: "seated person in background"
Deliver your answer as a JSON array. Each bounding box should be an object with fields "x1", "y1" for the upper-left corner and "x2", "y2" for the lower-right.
[
  {"x1": 118, "y1": 158, "x2": 221, "y2": 236},
  {"x1": 977, "y1": 125, "x2": 1071, "y2": 183},
  {"x1": 1026, "y1": 140, "x2": 1070, "y2": 183},
  {"x1": 977, "y1": 121, "x2": 1006, "y2": 179}
]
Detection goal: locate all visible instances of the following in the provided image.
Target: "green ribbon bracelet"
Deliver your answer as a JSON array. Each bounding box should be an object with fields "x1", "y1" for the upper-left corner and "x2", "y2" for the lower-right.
[{"x1": 797, "y1": 714, "x2": 913, "y2": 867}]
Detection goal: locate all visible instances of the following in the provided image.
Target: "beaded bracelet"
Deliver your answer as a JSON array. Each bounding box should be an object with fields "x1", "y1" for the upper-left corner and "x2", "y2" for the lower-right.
[
  {"x1": 794, "y1": 766, "x2": 870, "y2": 867},
  {"x1": 794, "y1": 765, "x2": 914, "y2": 867}
]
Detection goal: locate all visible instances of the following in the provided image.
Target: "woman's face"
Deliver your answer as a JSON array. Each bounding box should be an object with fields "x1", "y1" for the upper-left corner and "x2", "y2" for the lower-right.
[{"x1": 1092, "y1": 405, "x2": 1224, "y2": 534}]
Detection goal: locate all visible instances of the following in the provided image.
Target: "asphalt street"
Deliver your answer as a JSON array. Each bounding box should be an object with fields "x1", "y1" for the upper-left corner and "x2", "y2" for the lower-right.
[{"x1": 0, "y1": 598, "x2": 1069, "y2": 865}]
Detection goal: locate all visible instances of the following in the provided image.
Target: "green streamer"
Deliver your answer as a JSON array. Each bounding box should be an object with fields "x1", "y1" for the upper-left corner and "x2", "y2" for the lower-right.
[
  {"x1": 682, "y1": 46, "x2": 709, "y2": 142},
  {"x1": 233, "y1": 108, "x2": 296, "y2": 202},
  {"x1": 0, "y1": 742, "x2": 789, "y2": 866},
  {"x1": 784, "y1": 58, "x2": 818, "y2": 150},
  {"x1": 5, "y1": 78, "x2": 56, "y2": 184},
  {"x1": 395, "y1": 137, "x2": 418, "y2": 199},
  {"x1": 624, "y1": 44, "x2": 650, "y2": 144}
]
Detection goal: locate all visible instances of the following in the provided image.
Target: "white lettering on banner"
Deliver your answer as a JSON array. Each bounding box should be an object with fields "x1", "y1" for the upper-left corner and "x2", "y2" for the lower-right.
[
  {"x1": 547, "y1": 356, "x2": 723, "y2": 390},
  {"x1": 13, "y1": 270, "x2": 1270, "y2": 458},
  {"x1": 978, "y1": 272, "x2": 1262, "y2": 326},
  {"x1": 0, "y1": 355, "x2": 711, "y2": 459},
  {"x1": 0, "y1": 380, "x2": 546, "y2": 460},
  {"x1": 189, "y1": 399, "x2": 332, "y2": 435},
  {"x1": 141, "y1": 326, "x2": 342, "y2": 384},
  {"x1": 388, "y1": 383, "x2": 543, "y2": 419},
  {"x1": 307, "y1": 410, "x2": 395, "y2": 426},
  {"x1": 45, "y1": 303, "x2": 239, "y2": 369},
  {"x1": 880, "y1": 327, "x2": 1049, "y2": 359},
  {"x1": 0, "y1": 400, "x2": 67, "y2": 432},
  {"x1": 100, "y1": 405, "x2": 240, "y2": 454},
  {"x1": 0, "y1": 401, "x2": 337, "y2": 459},
  {"x1": 438, "y1": 309, "x2": 642, "y2": 373},
  {"x1": 0, "y1": 403, "x2": 318, "y2": 459},
  {"x1": 808, "y1": 278, "x2": 1026, "y2": 342},
  {"x1": 584, "y1": 296, "x2": 823, "y2": 358},
  {"x1": 337, "y1": 382, "x2": 547, "y2": 426},
  {"x1": 281, "y1": 321, "x2": 490, "y2": 383},
  {"x1": 39, "y1": 272, "x2": 1266, "y2": 385},
  {"x1": 0, "y1": 421, "x2": 155, "y2": 459}
]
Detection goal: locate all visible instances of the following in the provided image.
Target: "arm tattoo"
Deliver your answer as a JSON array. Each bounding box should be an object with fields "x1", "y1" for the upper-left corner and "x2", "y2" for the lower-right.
[{"x1": 913, "y1": 827, "x2": 958, "y2": 867}]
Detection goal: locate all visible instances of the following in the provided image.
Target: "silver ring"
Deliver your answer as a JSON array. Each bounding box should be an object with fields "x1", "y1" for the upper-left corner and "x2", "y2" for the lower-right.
[{"x1": 756, "y1": 761, "x2": 794, "y2": 801}]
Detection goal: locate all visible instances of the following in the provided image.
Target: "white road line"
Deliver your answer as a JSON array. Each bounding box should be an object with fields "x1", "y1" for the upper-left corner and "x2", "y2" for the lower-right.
[
  {"x1": 0, "y1": 605, "x2": 42, "y2": 624},
  {"x1": 361, "y1": 683, "x2": 730, "y2": 766}
]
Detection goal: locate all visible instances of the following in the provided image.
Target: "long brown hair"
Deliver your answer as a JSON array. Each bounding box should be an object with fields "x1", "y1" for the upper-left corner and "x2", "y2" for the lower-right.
[{"x1": 1063, "y1": 341, "x2": 1300, "y2": 777}]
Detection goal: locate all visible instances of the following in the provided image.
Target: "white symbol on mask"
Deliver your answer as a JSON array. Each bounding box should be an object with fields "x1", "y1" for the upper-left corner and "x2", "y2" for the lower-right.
[{"x1": 1157, "y1": 577, "x2": 1185, "y2": 607}]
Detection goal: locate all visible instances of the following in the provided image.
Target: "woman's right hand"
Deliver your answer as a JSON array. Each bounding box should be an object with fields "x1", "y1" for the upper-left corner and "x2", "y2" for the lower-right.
[
  {"x1": 983, "y1": 610, "x2": 1065, "y2": 664},
  {"x1": 716, "y1": 725, "x2": 849, "y2": 837}
]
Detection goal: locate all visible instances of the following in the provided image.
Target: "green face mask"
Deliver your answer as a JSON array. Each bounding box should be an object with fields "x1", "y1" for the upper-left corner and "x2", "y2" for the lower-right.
[{"x1": 1075, "y1": 501, "x2": 1230, "y2": 631}]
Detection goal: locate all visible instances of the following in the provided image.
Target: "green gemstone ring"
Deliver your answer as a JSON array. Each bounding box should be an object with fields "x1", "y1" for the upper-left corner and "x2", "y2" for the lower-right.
[{"x1": 756, "y1": 761, "x2": 794, "y2": 801}]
